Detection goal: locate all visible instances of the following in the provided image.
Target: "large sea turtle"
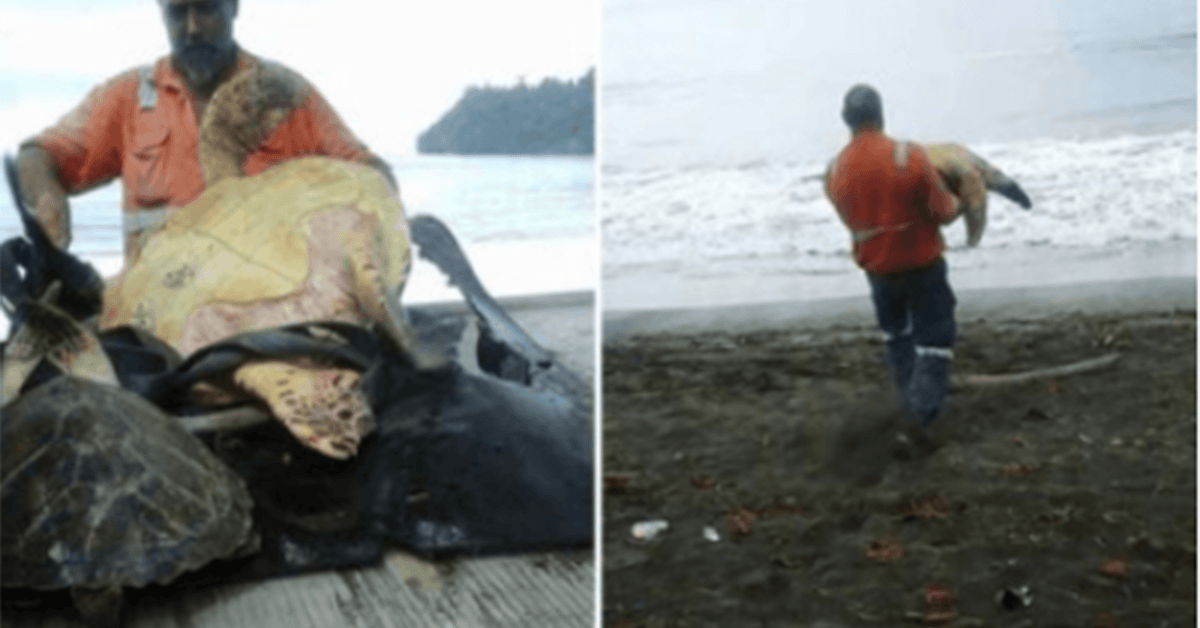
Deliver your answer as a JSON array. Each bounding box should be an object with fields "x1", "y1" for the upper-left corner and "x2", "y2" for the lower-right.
[
  {"x1": 98, "y1": 62, "x2": 423, "y2": 460},
  {"x1": 923, "y1": 142, "x2": 1033, "y2": 247}
]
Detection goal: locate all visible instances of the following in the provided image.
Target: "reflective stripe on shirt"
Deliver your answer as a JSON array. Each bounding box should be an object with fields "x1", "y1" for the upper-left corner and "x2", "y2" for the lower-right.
[{"x1": 138, "y1": 65, "x2": 157, "y2": 111}]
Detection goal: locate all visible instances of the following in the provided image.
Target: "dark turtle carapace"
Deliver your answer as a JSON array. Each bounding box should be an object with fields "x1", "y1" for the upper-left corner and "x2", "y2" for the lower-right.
[{"x1": 1, "y1": 376, "x2": 257, "y2": 626}]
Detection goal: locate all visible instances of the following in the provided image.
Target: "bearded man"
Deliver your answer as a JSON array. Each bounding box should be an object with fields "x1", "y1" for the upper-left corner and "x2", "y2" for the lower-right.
[{"x1": 15, "y1": 0, "x2": 396, "y2": 264}]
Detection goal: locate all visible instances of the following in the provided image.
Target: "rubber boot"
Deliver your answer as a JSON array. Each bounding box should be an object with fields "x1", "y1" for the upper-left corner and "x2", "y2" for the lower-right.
[
  {"x1": 884, "y1": 334, "x2": 915, "y2": 393},
  {"x1": 906, "y1": 350, "x2": 952, "y2": 426}
]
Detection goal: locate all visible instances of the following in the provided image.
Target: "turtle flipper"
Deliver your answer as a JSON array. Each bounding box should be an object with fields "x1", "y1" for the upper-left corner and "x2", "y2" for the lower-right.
[
  {"x1": 408, "y1": 214, "x2": 555, "y2": 370},
  {"x1": 965, "y1": 149, "x2": 1032, "y2": 209},
  {"x1": 231, "y1": 361, "x2": 374, "y2": 459},
  {"x1": 1, "y1": 281, "x2": 119, "y2": 404},
  {"x1": 3, "y1": 155, "x2": 104, "y2": 324}
]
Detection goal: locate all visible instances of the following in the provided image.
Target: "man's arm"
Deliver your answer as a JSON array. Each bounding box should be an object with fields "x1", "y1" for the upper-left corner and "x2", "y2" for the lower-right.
[
  {"x1": 15, "y1": 145, "x2": 72, "y2": 250},
  {"x1": 910, "y1": 146, "x2": 960, "y2": 225},
  {"x1": 15, "y1": 71, "x2": 133, "y2": 249}
]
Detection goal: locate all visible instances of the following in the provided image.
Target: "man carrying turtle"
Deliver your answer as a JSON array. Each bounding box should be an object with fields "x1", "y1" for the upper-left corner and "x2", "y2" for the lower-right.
[
  {"x1": 14, "y1": 0, "x2": 396, "y2": 264},
  {"x1": 824, "y1": 84, "x2": 961, "y2": 426}
]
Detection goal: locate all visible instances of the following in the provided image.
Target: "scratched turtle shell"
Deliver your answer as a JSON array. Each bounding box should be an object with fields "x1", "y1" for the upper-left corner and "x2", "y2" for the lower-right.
[{"x1": 1, "y1": 376, "x2": 257, "y2": 591}]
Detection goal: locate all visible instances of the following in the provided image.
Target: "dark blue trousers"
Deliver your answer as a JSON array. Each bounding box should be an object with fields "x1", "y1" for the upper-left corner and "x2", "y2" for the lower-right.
[{"x1": 866, "y1": 258, "x2": 956, "y2": 425}]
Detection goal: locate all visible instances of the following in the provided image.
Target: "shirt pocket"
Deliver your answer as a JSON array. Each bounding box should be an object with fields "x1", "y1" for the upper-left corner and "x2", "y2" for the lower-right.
[{"x1": 126, "y1": 116, "x2": 172, "y2": 207}]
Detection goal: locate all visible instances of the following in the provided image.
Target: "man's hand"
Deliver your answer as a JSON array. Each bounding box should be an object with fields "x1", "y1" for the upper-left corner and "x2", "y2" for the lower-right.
[{"x1": 16, "y1": 145, "x2": 71, "y2": 250}]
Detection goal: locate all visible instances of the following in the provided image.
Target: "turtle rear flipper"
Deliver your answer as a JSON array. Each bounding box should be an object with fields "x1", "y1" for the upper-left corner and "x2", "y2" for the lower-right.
[{"x1": 1, "y1": 281, "x2": 119, "y2": 404}]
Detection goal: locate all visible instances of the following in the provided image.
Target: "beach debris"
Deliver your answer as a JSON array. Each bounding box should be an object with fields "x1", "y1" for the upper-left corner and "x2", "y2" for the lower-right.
[
  {"x1": 923, "y1": 584, "x2": 957, "y2": 624},
  {"x1": 726, "y1": 507, "x2": 757, "y2": 537},
  {"x1": 703, "y1": 526, "x2": 720, "y2": 542},
  {"x1": 1024, "y1": 406, "x2": 1050, "y2": 421},
  {"x1": 1098, "y1": 557, "x2": 1130, "y2": 579},
  {"x1": 672, "y1": 451, "x2": 685, "y2": 462},
  {"x1": 898, "y1": 495, "x2": 949, "y2": 519},
  {"x1": 864, "y1": 531, "x2": 904, "y2": 562},
  {"x1": 952, "y1": 353, "x2": 1120, "y2": 389},
  {"x1": 629, "y1": 520, "x2": 670, "y2": 544},
  {"x1": 604, "y1": 474, "x2": 632, "y2": 494},
  {"x1": 691, "y1": 475, "x2": 716, "y2": 490},
  {"x1": 1079, "y1": 433, "x2": 1093, "y2": 444},
  {"x1": 1000, "y1": 463, "x2": 1036, "y2": 478},
  {"x1": 754, "y1": 502, "x2": 804, "y2": 517},
  {"x1": 995, "y1": 585, "x2": 1033, "y2": 610},
  {"x1": 1110, "y1": 437, "x2": 1124, "y2": 447}
]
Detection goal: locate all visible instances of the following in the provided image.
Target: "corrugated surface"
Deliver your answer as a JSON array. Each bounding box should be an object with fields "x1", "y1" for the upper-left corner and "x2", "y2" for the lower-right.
[{"x1": 3, "y1": 550, "x2": 593, "y2": 628}]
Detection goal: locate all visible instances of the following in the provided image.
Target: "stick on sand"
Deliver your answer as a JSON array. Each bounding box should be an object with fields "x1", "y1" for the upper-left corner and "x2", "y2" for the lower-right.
[{"x1": 951, "y1": 353, "x2": 1121, "y2": 389}]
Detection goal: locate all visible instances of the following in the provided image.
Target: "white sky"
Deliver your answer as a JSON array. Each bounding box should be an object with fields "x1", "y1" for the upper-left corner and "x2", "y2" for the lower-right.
[{"x1": 0, "y1": 0, "x2": 597, "y2": 159}]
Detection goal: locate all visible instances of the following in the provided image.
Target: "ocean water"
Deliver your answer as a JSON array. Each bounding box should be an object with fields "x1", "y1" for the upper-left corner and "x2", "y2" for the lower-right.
[
  {"x1": 0, "y1": 155, "x2": 596, "y2": 311},
  {"x1": 602, "y1": 0, "x2": 1196, "y2": 309}
]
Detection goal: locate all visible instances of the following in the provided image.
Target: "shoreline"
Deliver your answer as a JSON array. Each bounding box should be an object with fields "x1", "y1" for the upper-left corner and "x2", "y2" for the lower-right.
[
  {"x1": 603, "y1": 275, "x2": 1196, "y2": 342},
  {"x1": 603, "y1": 239, "x2": 1196, "y2": 313}
]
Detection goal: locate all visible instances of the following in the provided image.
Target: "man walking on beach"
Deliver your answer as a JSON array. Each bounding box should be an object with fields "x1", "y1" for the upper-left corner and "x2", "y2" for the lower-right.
[
  {"x1": 824, "y1": 84, "x2": 961, "y2": 425},
  {"x1": 14, "y1": 0, "x2": 394, "y2": 264}
]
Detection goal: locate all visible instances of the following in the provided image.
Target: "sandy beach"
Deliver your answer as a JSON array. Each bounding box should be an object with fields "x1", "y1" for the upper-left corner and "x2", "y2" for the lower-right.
[{"x1": 601, "y1": 275, "x2": 1195, "y2": 627}]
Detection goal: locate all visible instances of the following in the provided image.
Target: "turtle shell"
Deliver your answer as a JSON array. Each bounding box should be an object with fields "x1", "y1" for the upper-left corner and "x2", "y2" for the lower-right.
[
  {"x1": 1, "y1": 376, "x2": 257, "y2": 591},
  {"x1": 98, "y1": 156, "x2": 410, "y2": 350},
  {"x1": 924, "y1": 143, "x2": 990, "y2": 247}
]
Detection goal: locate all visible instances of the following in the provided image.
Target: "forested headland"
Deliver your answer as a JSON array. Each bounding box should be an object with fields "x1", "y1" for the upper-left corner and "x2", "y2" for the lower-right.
[{"x1": 417, "y1": 70, "x2": 594, "y2": 155}]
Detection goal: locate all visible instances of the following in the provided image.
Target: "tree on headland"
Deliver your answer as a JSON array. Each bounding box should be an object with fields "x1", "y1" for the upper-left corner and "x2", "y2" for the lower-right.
[{"x1": 417, "y1": 69, "x2": 594, "y2": 156}]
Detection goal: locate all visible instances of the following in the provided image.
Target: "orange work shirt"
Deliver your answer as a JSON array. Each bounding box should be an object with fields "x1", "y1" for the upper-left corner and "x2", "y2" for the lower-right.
[
  {"x1": 24, "y1": 50, "x2": 381, "y2": 249},
  {"x1": 825, "y1": 129, "x2": 958, "y2": 275}
]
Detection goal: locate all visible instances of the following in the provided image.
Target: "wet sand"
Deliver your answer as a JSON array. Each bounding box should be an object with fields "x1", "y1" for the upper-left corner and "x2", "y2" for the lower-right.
[{"x1": 602, "y1": 277, "x2": 1195, "y2": 627}]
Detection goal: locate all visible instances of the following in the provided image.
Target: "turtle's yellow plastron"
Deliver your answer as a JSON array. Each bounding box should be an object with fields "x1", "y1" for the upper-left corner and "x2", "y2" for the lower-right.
[
  {"x1": 99, "y1": 60, "x2": 414, "y2": 459},
  {"x1": 100, "y1": 157, "x2": 411, "y2": 459}
]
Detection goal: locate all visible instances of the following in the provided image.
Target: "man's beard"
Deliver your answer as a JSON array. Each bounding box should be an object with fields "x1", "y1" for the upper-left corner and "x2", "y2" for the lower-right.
[{"x1": 176, "y1": 42, "x2": 235, "y2": 88}]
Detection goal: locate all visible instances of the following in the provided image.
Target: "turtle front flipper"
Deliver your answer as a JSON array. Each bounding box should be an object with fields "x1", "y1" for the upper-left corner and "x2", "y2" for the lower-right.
[
  {"x1": 924, "y1": 143, "x2": 991, "y2": 247},
  {"x1": 232, "y1": 360, "x2": 375, "y2": 459},
  {"x1": 954, "y1": 165, "x2": 989, "y2": 247},
  {"x1": 341, "y1": 215, "x2": 445, "y2": 371}
]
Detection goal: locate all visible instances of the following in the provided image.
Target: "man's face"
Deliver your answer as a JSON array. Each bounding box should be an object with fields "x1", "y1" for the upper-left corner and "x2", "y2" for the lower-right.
[{"x1": 160, "y1": 0, "x2": 239, "y2": 88}]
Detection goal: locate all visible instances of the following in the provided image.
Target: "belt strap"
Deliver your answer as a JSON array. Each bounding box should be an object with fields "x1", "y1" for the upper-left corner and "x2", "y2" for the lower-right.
[{"x1": 851, "y1": 222, "x2": 912, "y2": 243}]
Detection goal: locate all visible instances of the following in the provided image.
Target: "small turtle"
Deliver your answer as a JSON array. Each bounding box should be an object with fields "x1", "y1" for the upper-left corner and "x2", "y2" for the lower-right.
[
  {"x1": 100, "y1": 62, "x2": 423, "y2": 460},
  {"x1": 923, "y1": 142, "x2": 1033, "y2": 247},
  {"x1": 1, "y1": 287, "x2": 257, "y2": 626}
]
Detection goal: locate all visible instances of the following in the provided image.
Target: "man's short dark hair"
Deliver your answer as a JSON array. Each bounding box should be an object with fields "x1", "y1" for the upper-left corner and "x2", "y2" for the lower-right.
[{"x1": 842, "y1": 84, "x2": 883, "y2": 130}]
